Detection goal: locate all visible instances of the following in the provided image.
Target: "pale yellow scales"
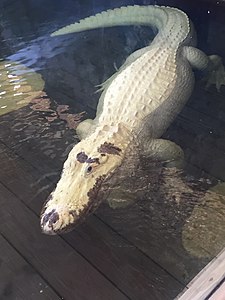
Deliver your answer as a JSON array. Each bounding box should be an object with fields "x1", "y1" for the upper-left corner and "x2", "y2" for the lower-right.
[{"x1": 40, "y1": 5, "x2": 225, "y2": 235}]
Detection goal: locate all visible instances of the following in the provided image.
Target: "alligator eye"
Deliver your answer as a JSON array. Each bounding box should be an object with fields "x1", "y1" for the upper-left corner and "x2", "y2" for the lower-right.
[
  {"x1": 84, "y1": 160, "x2": 100, "y2": 176},
  {"x1": 84, "y1": 164, "x2": 94, "y2": 176},
  {"x1": 87, "y1": 166, "x2": 92, "y2": 173}
]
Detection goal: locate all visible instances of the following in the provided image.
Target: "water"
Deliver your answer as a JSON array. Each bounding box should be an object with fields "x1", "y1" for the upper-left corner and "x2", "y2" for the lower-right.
[{"x1": 1, "y1": 0, "x2": 225, "y2": 296}]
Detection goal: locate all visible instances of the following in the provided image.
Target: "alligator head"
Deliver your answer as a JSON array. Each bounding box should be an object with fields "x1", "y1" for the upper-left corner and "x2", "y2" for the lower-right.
[{"x1": 40, "y1": 124, "x2": 131, "y2": 235}]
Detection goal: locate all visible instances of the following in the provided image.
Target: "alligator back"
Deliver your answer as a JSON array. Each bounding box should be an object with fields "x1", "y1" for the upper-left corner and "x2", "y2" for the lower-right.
[
  {"x1": 52, "y1": 5, "x2": 196, "y2": 138},
  {"x1": 98, "y1": 44, "x2": 194, "y2": 138}
]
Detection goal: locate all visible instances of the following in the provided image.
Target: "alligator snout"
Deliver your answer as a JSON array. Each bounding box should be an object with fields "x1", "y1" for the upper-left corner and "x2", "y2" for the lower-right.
[
  {"x1": 41, "y1": 209, "x2": 59, "y2": 232},
  {"x1": 40, "y1": 205, "x2": 77, "y2": 235},
  {"x1": 41, "y1": 208, "x2": 59, "y2": 235}
]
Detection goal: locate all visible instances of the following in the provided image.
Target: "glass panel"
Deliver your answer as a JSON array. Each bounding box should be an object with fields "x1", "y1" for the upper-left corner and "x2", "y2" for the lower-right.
[{"x1": 0, "y1": 1, "x2": 225, "y2": 299}]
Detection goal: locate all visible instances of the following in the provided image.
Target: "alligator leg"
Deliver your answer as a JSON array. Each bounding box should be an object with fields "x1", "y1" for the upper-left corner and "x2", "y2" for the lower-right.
[
  {"x1": 142, "y1": 138, "x2": 184, "y2": 168},
  {"x1": 182, "y1": 46, "x2": 225, "y2": 91}
]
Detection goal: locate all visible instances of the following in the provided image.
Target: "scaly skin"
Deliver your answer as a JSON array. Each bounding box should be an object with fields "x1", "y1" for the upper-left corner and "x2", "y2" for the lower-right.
[{"x1": 41, "y1": 5, "x2": 225, "y2": 235}]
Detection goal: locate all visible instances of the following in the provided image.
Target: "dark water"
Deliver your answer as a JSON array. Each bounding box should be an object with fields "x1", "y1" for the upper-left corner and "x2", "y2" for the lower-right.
[{"x1": 1, "y1": 0, "x2": 225, "y2": 296}]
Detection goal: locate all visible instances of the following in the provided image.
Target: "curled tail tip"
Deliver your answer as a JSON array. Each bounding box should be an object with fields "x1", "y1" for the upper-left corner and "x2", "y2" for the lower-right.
[
  {"x1": 51, "y1": 28, "x2": 64, "y2": 37},
  {"x1": 51, "y1": 26, "x2": 74, "y2": 37}
]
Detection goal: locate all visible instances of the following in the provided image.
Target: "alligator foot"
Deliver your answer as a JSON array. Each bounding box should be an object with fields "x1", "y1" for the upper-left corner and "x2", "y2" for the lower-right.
[
  {"x1": 182, "y1": 47, "x2": 225, "y2": 92},
  {"x1": 142, "y1": 138, "x2": 184, "y2": 169},
  {"x1": 205, "y1": 55, "x2": 225, "y2": 91}
]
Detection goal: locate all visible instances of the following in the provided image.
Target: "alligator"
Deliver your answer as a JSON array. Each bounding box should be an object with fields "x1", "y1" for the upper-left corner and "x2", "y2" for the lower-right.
[{"x1": 40, "y1": 5, "x2": 225, "y2": 235}]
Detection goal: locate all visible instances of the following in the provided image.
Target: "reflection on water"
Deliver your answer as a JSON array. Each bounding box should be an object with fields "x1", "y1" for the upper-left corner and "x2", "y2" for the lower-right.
[
  {"x1": 30, "y1": 95, "x2": 85, "y2": 129},
  {"x1": 0, "y1": 60, "x2": 44, "y2": 115}
]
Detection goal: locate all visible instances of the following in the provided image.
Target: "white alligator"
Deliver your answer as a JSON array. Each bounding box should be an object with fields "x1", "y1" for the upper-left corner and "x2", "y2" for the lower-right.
[{"x1": 40, "y1": 5, "x2": 225, "y2": 235}]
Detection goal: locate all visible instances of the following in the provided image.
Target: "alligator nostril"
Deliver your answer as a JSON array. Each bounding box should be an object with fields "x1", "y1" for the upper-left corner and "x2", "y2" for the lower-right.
[
  {"x1": 49, "y1": 211, "x2": 59, "y2": 226},
  {"x1": 41, "y1": 209, "x2": 59, "y2": 228}
]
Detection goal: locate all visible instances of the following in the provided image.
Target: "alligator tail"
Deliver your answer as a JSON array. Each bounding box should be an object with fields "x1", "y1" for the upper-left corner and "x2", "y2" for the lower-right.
[{"x1": 51, "y1": 5, "x2": 171, "y2": 37}]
